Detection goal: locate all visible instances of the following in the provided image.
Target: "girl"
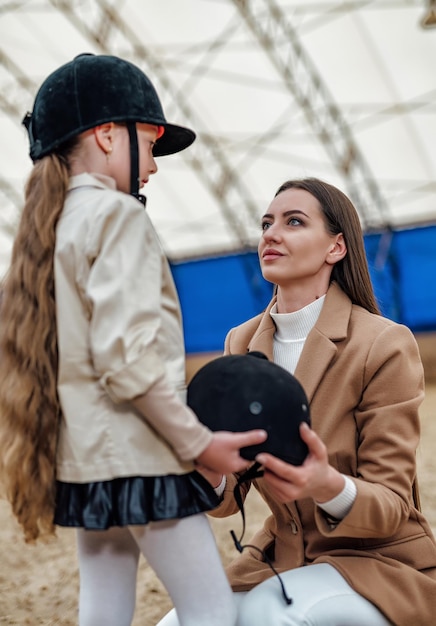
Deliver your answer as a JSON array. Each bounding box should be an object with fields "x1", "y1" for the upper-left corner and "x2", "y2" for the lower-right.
[
  {"x1": 0, "y1": 53, "x2": 266, "y2": 626},
  {"x1": 158, "y1": 178, "x2": 436, "y2": 626}
]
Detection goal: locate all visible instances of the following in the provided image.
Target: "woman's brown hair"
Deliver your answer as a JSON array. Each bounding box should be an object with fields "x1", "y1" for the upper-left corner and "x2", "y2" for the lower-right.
[
  {"x1": 275, "y1": 178, "x2": 380, "y2": 315},
  {"x1": 0, "y1": 141, "x2": 76, "y2": 541}
]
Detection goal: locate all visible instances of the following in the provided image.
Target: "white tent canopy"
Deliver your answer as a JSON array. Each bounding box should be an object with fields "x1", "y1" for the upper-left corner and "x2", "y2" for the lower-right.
[{"x1": 1, "y1": 0, "x2": 436, "y2": 275}]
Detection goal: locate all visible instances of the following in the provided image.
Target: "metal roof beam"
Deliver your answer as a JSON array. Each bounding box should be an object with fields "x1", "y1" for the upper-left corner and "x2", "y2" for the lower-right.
[
  {"x1": 0, "y1": 48, "x2": 37, "y2": 119},
  {"x1": 232, "y1": 0, "x2": 391, "y2": 229}
]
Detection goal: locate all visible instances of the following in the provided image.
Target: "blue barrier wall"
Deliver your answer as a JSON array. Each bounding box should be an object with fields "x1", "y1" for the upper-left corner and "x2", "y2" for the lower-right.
[
  {"x1": 364, "y1": 225, "x2": 436, "y2": 330},
  {"x1": 171, "y1": 252, "x2": 273, "y2": 353},
  {"x1": 171, "y1": 224, "x2": 436, "y2": 354}
]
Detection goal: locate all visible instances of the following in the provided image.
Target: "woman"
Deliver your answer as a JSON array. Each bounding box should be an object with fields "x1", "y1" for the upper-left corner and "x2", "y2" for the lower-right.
[{"x1": 158, "y1": 178, "x2": 436, "y2": 626}]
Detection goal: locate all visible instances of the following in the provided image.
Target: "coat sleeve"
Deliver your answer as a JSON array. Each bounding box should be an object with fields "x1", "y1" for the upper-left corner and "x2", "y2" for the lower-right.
[
  {"x1": 316, "y1": 322, "x2": 425, "y2": 539},
  {"x1": 84, "y1": 197, "x2": 166, "y2": 399},
  {"x1": 82, "y1": 195, "x2": 212, "y2": 460}
]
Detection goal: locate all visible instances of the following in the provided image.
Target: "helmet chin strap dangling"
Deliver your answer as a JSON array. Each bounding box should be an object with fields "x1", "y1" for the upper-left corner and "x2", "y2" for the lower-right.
[
  {"x1": 230, "y1": 462, "x2": 293, "y2": 606},
  {"x1": 127, "y1": 122, "x2": 146, "y2": 207}
]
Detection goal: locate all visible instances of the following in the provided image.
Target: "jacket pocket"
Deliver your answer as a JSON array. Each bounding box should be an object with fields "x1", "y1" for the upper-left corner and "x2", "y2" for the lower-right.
[{"x1": 364, "y1": 533, "x2": 436, "y2": 570}]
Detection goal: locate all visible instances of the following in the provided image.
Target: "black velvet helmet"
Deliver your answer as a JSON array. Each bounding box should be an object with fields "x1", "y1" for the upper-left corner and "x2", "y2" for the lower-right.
[
  {"x1": 188, "y1": 352, "x2": 310, "y2": 466},
  {"x1": 23, "y1": 53, "x2": 195, "y2": 160},
  {"x1": 22, "y1": 53, "x2": 195, "y2": 203}
]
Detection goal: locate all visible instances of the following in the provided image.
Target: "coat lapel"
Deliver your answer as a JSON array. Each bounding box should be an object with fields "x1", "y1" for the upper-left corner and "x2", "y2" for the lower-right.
[
  {"x1": 245, "y1": 283, "x2": 352, "y2": 403},
  {"x1": 295, "y1": 283, "x2": 352, "y2": 401},
  {"x1": 246, "y1": 298, "x2": 277, "y2": 361}
]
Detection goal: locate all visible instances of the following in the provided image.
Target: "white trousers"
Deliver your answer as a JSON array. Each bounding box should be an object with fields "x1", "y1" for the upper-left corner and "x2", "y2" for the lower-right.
[
  {"x1": 156, "y1": 563, "x2": 392, "y2": 626},
  {"x1": 76, "y1": 513, "x2": 237, "y2": 626}
]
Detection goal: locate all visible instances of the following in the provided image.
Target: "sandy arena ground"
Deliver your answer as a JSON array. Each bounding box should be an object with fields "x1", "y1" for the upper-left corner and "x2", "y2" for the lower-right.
[{"x1": 1, "y1": 379, "x2": 435, "y2": 625}]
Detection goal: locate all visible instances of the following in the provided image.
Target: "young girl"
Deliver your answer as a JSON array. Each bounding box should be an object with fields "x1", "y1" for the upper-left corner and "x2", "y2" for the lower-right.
[
  {"x1": 0, "y1": 53, "x2": 266, "y2": 626},
  {"x1": 158, "y1": 178, "x2": 436, "y2": 626}
]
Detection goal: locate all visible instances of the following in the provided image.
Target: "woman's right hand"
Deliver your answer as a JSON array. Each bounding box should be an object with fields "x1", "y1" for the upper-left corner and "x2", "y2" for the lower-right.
[{"x1": 195, "y1": 429, "x2": 267, "y2": 476}]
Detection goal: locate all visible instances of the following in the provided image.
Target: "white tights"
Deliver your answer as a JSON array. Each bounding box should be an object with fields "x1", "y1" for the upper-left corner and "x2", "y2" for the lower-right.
[{"x1": 76, "y1": 514, "x2": 236, "y2": 626}]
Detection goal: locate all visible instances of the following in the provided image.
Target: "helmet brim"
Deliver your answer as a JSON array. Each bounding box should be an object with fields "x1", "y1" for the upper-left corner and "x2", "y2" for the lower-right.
[{"x1": 153, "y1": 123, "x2": 196, "y2": 157}]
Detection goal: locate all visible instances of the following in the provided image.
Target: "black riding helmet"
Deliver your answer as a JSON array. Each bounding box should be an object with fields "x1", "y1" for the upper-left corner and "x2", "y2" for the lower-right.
[
  {"x1": 22, "y1": 53, "x2": 195, "y2": 203},
  {"x1": 188, "y1": 351, "x2": 310, "y2": 466}
]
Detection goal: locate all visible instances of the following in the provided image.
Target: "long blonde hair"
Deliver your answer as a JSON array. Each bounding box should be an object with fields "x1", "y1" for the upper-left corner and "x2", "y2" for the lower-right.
[{"x1": 0, "y1": 147, "x2": 74, "y2": 541}]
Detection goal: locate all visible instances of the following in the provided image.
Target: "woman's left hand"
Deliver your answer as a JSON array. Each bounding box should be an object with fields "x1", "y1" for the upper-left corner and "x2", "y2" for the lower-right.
[{"x1": 255, "y1": 422, "x2": 345, "y2": 503}]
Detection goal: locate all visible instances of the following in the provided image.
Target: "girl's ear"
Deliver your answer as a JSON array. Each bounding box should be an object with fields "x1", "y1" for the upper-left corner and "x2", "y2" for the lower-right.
[
  {"x1": 93, "y1": 122, "x2": 114, "y2": 154},
  {"x1": 326, "y1": 233, "x2": 347, "y2": 265}
]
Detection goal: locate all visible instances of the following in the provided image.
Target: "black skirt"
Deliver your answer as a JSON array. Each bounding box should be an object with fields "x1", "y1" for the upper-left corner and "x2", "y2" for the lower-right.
[{"x1": 54, "y1": 471, "x2": 220, "y2": 530}]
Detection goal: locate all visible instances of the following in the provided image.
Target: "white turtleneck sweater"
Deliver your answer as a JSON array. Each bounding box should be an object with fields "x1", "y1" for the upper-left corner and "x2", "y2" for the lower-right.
[{"x1": 270, "y1": 296, "x2": 325, "y2": 375}]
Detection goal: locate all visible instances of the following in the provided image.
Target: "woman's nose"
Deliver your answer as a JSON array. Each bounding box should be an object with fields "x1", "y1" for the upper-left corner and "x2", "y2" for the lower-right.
[{"x1": 263, "y1": 224, "x2": 280, "y2": 242}]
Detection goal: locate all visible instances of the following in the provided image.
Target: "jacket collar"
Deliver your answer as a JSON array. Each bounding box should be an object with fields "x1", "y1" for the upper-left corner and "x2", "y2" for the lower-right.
[
  {"x1": 68, "y1": 172, "x2": 117, "y2": 192},
  {"x1": 246, "y1": 282, "x2": 352, "y2": 401}
]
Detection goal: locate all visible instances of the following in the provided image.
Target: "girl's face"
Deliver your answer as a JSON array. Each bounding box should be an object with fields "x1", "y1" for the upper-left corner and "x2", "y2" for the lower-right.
[
  {"x1": 258, "y1": 187, "x2": 345, "y2": 292},
  {"x1": 108, "y1": 123, "x2": 159, "y2": 194}
]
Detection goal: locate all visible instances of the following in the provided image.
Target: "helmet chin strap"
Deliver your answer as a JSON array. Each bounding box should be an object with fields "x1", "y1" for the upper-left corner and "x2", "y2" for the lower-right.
[
  {"x1": 127, "y1": 122, "x2": 146, "y2": 207},
  {"x1": 230, "y1": 462, "x2": 293, "y2": 606}
]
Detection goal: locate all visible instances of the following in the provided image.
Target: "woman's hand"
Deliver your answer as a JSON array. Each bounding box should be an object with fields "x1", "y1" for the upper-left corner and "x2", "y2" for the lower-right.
[
  {"x1": 195, "y1": 429, "x2": 267, "y2": 476},
  {"x1": 255, "y1": 422, "x2": 344, "y2": 503}
]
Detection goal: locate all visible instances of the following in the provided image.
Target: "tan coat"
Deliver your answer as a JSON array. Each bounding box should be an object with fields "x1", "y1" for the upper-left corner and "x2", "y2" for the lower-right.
[
  {"x1": 54, "y1": 173, "x2": 211, "y2": 482},
  {"x1": 212, "y1": 282, "x2": 436, "y2": 626}
]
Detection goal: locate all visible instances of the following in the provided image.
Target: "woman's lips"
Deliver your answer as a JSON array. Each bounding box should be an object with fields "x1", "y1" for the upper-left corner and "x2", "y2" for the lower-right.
[{"x1": 262, "y1": 248, "x2": 283, "y2": 260}]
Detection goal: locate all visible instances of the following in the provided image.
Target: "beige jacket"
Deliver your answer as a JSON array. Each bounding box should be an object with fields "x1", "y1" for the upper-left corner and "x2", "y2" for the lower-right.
[
  {"x1": 54, "y1": 173, "x2": 211, "y2": 482},
  {"x1": 212, "y1": 282, "x2": 436, "y2": 626}
]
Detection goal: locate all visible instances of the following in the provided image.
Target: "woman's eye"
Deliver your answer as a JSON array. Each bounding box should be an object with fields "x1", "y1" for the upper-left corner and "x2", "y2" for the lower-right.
[
  {"x1": 288, "y1": 217, "x2": 302, "y2": 226},
  {"x1": 261, "y1": 221, "x2": 271, "y2": 231}
]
